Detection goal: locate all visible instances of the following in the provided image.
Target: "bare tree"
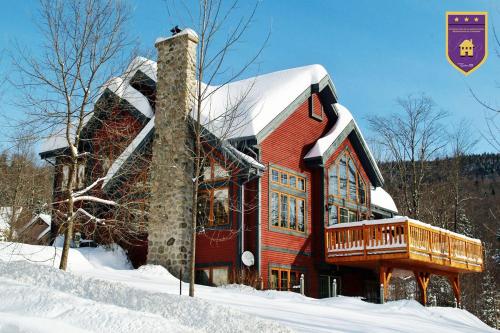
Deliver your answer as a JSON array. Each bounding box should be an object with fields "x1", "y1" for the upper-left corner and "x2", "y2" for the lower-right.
[
  {"x1": 163, "y1": 0, "x2": 268, "y2": 296},
  {"x1": 469, "y1": 26, "x2": 500, "y2": 152},
  {"x1": 10, "y1": 0, "x2": 137, "y2": 270},
  {"x1": 448, "y1": 119, "x2": 479, "y2": 233},
  {"x1": 0, "y1": 131, "x2": 52, "y2": 241},
  {"x1": 368, "y1": 94, "x2": 447, "y2": 219}
]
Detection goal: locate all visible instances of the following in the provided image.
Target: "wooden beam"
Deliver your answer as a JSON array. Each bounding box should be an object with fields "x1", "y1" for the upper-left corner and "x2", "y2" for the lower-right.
[
  {"x1": 379, "y1": 265, "x2": 394, "y2": 302},
  {"x1": 447, "y1": 273, "x2": 461, "y2": 307},
  {"x1": 414, "y1": 271, "x2": 431, "y2": 306}
]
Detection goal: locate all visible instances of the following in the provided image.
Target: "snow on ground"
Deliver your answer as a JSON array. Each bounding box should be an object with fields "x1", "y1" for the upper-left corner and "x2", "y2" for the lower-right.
[{"x1": 0, "y1": 242, "x2": 496, "y2": 333}]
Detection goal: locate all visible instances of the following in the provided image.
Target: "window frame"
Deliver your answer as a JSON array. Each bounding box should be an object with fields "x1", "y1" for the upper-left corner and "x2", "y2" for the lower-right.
[
  {"x1": 203, "y1": 158, "x2": 230, "y2": 182},
  {"x1": 197, "y1": 186, "x2": 230, "y2": 227},
  {"x1": 270, "y1": 267, "x2": 303, "y2": 292},
  {"x1": 270, "y1": 167, "x2": 306, "y2": 192},
  {"x1": 271, "y1": 190, "x2": 305, "y2": 233},
  {"x1": 195, "y1": 265, "x2": 229, "y2": 286},
  {"x1": 327, "y1": 149, "x2": 368, "y2": 205},
  {"x1": 309, "y1": 94, "x2": 323, "y2": 121}
]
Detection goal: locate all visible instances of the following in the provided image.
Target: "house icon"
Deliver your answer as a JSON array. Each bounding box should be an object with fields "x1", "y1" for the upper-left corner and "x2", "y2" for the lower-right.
[{"x1": 459, "y1": 39, "x2": 474, "y2": 57}]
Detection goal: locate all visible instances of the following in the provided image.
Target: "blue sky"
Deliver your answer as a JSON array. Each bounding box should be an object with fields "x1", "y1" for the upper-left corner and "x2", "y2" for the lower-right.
[{"x1": 1, "y1": 0, "x2": 499, "y2": 153}]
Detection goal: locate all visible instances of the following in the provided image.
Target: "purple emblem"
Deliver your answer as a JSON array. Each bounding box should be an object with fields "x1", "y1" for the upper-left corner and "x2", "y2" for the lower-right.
[{"x1": 446, "y1": 12, "x2": 488, "y2": 75}]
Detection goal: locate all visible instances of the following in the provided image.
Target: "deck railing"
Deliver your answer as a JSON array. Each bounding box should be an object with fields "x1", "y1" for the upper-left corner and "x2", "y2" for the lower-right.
[{"x1": 325, "y1": 217, "x2": 483, "y2": 272}]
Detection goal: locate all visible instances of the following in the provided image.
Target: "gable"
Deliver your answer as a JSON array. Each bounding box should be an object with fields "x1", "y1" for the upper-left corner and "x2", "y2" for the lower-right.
[{"x1": 304, "y1": 103, "x2": 384, "y2": 187}]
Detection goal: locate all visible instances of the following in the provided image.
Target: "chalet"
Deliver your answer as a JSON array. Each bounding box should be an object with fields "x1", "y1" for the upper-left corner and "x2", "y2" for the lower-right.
[
  {"x1": 40, "y1": 28, "x2": 483, "y2": 304},
  {"x1": 460, "y1": 39, "x2": 474, "y2": 57}
]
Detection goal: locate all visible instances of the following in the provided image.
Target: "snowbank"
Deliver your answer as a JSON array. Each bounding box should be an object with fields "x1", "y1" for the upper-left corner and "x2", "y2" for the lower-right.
[
  {"x1": 0, "y1": 261, "x2": 291, "y2": 333},
  {"x1": 0, "y1": 242, "x2": 495, "y2": 333},
  {"x1": 0, "y1": 241, "x2": 132, "y2": 272}
]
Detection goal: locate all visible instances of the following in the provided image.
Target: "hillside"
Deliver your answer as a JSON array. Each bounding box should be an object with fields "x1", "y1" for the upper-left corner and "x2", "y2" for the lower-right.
[{"x1": 379, "y1": 153, "x2": 499, "y2": 328}]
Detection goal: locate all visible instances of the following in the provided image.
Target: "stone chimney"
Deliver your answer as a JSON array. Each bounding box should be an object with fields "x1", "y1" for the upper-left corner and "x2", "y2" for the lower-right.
[{"x1": 147, "y1": 28, "x2": 199, "y2": 280}]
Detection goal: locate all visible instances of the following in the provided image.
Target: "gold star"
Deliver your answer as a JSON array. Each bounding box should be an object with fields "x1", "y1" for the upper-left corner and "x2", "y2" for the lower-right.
[
  {"x1": 465, "y1": 17, "x2": 469, "y2": 22},
  {"x1": 454, "y1": 17, "x2": 459, "y2": 22},
  {"x1": 474, "y1": 17, "x2": 479, "y2": 22}
]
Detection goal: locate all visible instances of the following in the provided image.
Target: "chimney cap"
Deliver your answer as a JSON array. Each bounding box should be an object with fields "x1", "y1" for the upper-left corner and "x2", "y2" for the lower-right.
[{"x1": 155, "y1": 28, "x2": 199, "y2": 45}]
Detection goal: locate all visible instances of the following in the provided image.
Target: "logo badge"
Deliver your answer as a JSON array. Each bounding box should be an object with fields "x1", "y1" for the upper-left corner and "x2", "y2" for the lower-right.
[{"x1": 446, "y1": 12, "x2": 488, "y2": 75}]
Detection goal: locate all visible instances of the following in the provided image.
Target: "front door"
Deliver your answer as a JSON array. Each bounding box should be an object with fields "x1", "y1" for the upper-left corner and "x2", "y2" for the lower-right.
[{"x1": 319, "y1": 275, "x2": 341, "y2": 298}]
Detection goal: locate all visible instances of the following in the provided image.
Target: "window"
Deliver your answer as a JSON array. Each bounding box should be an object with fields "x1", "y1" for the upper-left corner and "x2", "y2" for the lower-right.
[
  {"x1": 195, "y1": 266, "x2": 229, "y2": 286},
  {"x1": 328, "y1": 205, "x2": 338, "y2": 226},
  {"x1": 280, "y1": 194, "x2": 288, "y2": 228},
  {"x1": 202, "y1": 158, "x2": 229, "y2": 181},
  {"x1": 359, "y1": 178, "x2": 366, "y2": 204},
  {"x1": 213, "y1": 189, "x2": 229, "y2": 226},
  {"x1": 280, "y1": 173, "x2": 288, "y2": 185},
  {"x1": 62, "y1": 165, "x2": 69, "y2": 190},
  {"x1": 340, "y1": 207, "x2": 349, "y2": 224},
  {"x1": 197, "y1": 187, "x2": 229, "y2": 227},
  {"x1": 270, "y1": 168, "x2": 306, "y2": 192},
  {"x1": 298, "y1": 199, "x2": 305, "y2": 232},
  {"x1": 271, "y1": 191, "x2": 305, "y2": 232},
  {"x1": 348, "y1": 159, "x2": 356, "y2": 201},
  {"x1": 61, "y1": 163, "x2": 85, "y2": 190},
  {"x1": 328, "y1": 150, "x2": 369, "y2": 205},
  {"x1": 298, "y1": 178, "x2": 305, "y2": 191},
  {"x1": 289, "y1": 197, "x2": 296, "y2": 230},
  {"x1": 271, "y1": 169, "x2": 279, "y2": 182},
  {"x1": 270, "y1": 268, "x2": 303, "y2": 292},
  {"x1": 332, "y1": 207, "x2": 359, "y2": 224},
  {"x1": 271, "y1": 192, "x2": 279, "y2": 226},
  {"x1": 339, "y1": 156, "x2": 347, "y2": 197},
  {"x1": 328, "y1": 164, "x2": 338, "y2": 196}
]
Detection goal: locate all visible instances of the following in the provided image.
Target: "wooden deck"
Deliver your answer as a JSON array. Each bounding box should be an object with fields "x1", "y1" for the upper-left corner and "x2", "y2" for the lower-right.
[{"x1": 324, "y1": 217, "x2": 483, "y2": 273}]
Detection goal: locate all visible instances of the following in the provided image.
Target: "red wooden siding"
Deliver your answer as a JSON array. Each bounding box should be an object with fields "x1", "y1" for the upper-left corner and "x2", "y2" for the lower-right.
[{"x1": 259, "y1": 93, "x2": 330, "y2": 296}]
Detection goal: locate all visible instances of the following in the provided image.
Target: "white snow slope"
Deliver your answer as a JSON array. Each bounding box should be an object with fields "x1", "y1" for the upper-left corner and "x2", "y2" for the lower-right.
[{"x1": 0, "y1": 242, "x2": 496, "y2": 333}]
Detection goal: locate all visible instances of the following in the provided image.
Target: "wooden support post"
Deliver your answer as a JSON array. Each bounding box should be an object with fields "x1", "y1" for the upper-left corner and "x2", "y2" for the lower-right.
[
  {"x1": 414, "y1": 271, "x2": 431, "y2": 306},
  {"x1": 448, "y1": 273, "x2": 461, "y2": 308},
  {"x1": 379, "y1": 265, "x2": 393, "y2": 303}
]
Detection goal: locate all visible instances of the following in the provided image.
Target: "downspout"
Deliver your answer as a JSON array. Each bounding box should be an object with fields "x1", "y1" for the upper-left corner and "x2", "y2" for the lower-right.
[
  {"x1": 241, "y1": 182, "x2": 245, "y2": 256},
  {"x1": 257, "y1": 175, "x2": 262, "y2": 279}
]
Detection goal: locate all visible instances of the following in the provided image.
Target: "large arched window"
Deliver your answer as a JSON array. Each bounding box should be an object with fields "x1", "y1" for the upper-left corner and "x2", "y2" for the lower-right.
[{"x1": 327, "y1": 149, "x2": 368, "y2": 225}]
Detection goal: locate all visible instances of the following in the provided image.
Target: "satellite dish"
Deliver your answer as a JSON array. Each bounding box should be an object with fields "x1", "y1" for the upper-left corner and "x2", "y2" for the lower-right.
[{"x1": 241, "y1": 251, "x2": 255, "y2": 267}]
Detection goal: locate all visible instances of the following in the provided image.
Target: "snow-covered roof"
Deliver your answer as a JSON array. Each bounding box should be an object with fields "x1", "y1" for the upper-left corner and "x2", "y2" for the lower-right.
[
  {"x1": 40, "y1": 54, "x2": 331, "y2": 157},
  {"x1": 304, "y1": 103, "x2": 354, "y2": 159},
  {"x1": 198, "y1": 64, "x2": 328, "y2": 139},
  {"x1": 100, "y1": 76, "x2": 154, "y2": 119},
  {"x1": 21, "y1": 213, "x2": 51, "y2": 234},
  {"x1": 40, "y1": 113, "x2": 93, "y2": 156},
  {"x1": 304, "y1": 103, "x2": 384, "y2": 186},
  {"x1": 371, "y1": 187, "x2": 398, "y2": 213},
  {"x1": 225, "y1": 144, "x2": 265, "y2": 170},
  {"x1": 124, "y1": 56, "x2": 157, "y2": 82}
]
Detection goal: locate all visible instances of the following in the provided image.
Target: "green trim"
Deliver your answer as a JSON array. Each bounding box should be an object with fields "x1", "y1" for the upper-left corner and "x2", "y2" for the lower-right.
[
  {"x1": 322, "y1": 121, "x2": 356, "y2": 163},
  {"x1": 328, "y1": 196, "x2": 369, "y2": 212},
  {"x1": 262, "y1": 245, "x2": 311, "y2": 256},
  {"x1": 371, "y1": 204, "x2": 396, "y2": 217}
]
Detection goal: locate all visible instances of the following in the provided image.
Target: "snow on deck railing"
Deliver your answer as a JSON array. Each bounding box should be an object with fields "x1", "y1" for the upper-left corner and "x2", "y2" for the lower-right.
[{"x1": 325, "y1": 217, "x2": 483, "y2": 269}]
